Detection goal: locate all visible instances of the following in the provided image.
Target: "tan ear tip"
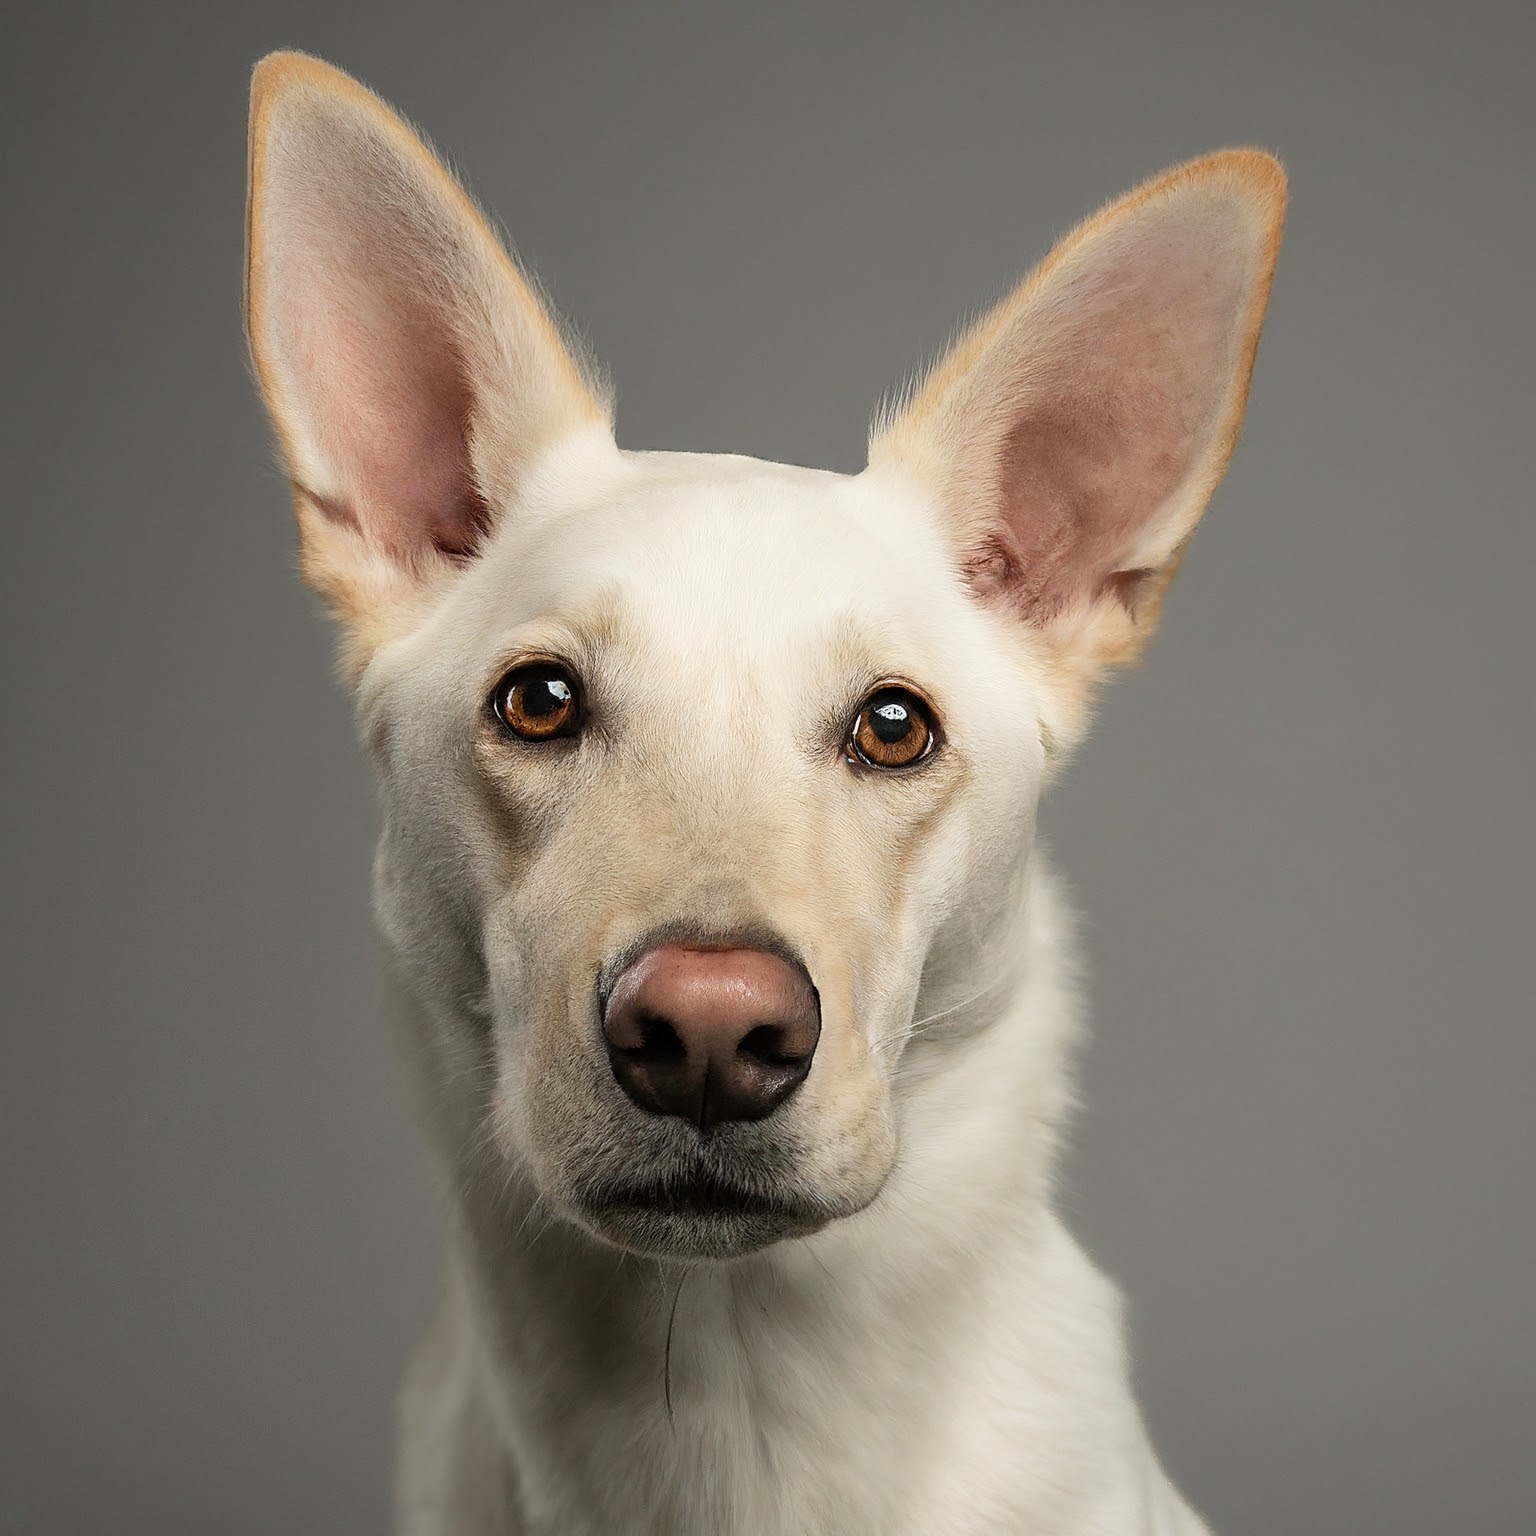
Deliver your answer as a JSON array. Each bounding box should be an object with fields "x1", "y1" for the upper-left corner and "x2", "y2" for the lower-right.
[
  {"x1": 1192, "y1": 147, "x2": 1289, "y2": 214},
  {"x1": 1219, "y1": 146, "x2": 1287, "y2": 194},
  {"x1": 1145, "y1": 148, "x2": 1288, "y2": 257},
  {"x1": 252, "y1": 49, "x2": 313, "y2": 88},
  {"x1": 249, "y1": 50, "x2": 361, "y2": 112}
]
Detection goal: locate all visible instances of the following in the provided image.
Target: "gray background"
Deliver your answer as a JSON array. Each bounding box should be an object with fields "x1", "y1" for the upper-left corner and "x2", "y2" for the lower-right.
[{"x1": 3, "y1": 2, "x2": 1532, "y2": 1532}]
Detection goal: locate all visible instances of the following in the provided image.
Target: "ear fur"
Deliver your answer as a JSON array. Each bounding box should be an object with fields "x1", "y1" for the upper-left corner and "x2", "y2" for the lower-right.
[
  {"x1": 870, "y1": 150, "x2": 1286, "y2": 722},
  {"x1": 245, "y1": 52, "x2": 611, "y2": 670}
]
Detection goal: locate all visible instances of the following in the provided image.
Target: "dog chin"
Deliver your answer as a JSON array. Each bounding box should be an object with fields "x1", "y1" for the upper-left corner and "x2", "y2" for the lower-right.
[{"x1": 572, "y1": 1173, "x2": 840, "y2": 1260}]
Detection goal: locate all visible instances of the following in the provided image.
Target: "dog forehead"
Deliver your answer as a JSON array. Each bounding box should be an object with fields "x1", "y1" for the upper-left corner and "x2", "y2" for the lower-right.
[{"x1": 475, "y1": 448, "x2": 959, "y2": 652}]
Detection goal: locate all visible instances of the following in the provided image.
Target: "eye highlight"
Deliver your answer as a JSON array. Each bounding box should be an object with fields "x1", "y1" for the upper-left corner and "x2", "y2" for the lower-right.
[
  {"x1": 846, "y1": 686, "x2": 939, "y2": 771},
  {"x1": 491, "y1": 660, "x2": 583, "y2": 741}
]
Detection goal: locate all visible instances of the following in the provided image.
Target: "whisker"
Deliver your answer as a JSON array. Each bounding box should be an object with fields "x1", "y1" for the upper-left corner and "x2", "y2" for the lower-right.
[
  {"x1": 525, "y1": 1202, "x2": 559, "y2": 1252},
  {"x1": 871, "y1": 964, "x2": 1018, "y2": 1058},
  {"x1": 663, "y1": 1266, "x2": 691, "y2": 1428},
  {"x1": 807, "y1": 1245, "x2": 849, "y2": 1304},
  {"x1": 510, "y1": 1190, "x2": 548, "y2": 1247}
]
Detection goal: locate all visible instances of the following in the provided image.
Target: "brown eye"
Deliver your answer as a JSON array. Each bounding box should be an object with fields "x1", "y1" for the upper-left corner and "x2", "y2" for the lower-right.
[
  {"x1": 847, "y1": 686, "x2": 938, "y2": 770},
  {"x1": 491, "y1": 661, "x2": 583, "y2": 741}
]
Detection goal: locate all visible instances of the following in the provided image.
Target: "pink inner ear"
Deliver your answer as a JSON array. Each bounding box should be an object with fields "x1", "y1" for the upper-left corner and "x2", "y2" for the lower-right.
[
  {"x1": 962, "y1": 196, "x2": 1251, "y2": 620},
  {"x1": 259, "y1": 104, "x2": 498, "y2": 565},
  {"x1": 294, "y1": 265, "x2": 489, "y2": 559}
]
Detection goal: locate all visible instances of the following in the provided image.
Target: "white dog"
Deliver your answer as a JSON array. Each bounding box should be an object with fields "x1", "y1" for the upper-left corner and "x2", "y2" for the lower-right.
[{"x1": 245, "y1": 52, "x2": 1284, "y2": 1534}]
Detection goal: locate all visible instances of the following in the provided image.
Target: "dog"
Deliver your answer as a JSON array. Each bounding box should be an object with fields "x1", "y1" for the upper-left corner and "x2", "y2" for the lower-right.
[{"x1": 245, "y1": 51, "x2": 1283, "y2": 1535}]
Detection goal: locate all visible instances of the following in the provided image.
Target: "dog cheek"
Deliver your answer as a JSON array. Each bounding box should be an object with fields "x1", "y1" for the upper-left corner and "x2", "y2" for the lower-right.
[
  {"x1": 495, "y1": 1047, "x2": 584, "y2": 1207},
  {"x1": 800, "y1": 1073, "x2": 899, "y2": 1214},
  {"x1": 473, "y1": 884, "x2": 564, "y2": 1145},
  {"x1": 480, "y1": 886, "x2": 624, "y2": 1192}
]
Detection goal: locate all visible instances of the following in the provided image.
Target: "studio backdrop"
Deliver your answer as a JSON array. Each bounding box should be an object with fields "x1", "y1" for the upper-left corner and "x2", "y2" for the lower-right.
[{"x1": 3, "y1": 3, "x2": 1532, "y2": 1533}]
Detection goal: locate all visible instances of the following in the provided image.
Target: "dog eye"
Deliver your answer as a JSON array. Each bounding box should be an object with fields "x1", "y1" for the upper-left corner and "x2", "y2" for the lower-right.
[
  {"x1": 846, "y1": 686, "x2": 938, "y2": 770},
  {"x1": 491, "y1": 661, "x2": 583, "y2": 741}
]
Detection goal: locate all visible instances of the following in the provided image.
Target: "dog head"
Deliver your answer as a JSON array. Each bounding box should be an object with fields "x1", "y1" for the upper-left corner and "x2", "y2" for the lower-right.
[{"x1": 246, "y1": 54, "x2": 1283, "y2": 1260}]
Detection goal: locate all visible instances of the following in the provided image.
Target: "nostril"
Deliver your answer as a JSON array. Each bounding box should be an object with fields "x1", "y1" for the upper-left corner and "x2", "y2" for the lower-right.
[
  {"x1": 739, "y1": 1022, "x2": 811, "y2": 1067},
  {"x1": 628, "y1": 1012, "x2": 686, "y2": 1063}
]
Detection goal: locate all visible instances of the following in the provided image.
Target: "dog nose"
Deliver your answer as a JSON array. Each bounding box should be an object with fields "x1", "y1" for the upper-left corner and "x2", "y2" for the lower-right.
[{"x1": 602, "y1": 945, "x2": 821, "y2": 1130}]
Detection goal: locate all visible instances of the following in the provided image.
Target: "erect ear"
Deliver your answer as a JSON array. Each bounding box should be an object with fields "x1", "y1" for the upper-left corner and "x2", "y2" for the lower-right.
[
  {"x1": 869, "y1": 150, "x2": 1285, "y2": 733},
  {"x1": 245, "y1": 52, "x2": 611, "y2": 667}
]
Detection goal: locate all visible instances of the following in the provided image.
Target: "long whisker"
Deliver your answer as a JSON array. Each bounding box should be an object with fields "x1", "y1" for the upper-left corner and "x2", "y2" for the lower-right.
[
  {"x1": 663, "y1": 1266, "x2": 691, "y2": 1428},
  {"x1": 871, "y1": 964, "x2": 1018, "y2": 1058},
  {"x1": 510, "y1": 1190, "x2": 548, "y2": 1247}
]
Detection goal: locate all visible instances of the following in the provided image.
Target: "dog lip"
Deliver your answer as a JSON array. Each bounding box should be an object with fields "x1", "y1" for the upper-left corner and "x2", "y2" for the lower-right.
[
  {"x1": 580, "y1": 1171, "x2": 809, "y2": 1222},
  {"x1": 573, "y1": 1168, "x2": 842, "y2": 1259}
]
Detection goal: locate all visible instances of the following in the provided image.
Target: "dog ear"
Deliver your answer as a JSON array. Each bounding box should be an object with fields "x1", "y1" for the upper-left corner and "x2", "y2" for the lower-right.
[
  {"x1": 245, "y1": 52, "x2": 610, "y2": 667},
  {"x1": 870, "y1": 151, "x2": 1285, "y2": 732}
]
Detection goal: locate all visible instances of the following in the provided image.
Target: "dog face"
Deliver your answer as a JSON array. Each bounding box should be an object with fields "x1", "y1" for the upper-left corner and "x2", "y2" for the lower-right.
[
  {"x1": 246, "y1": 54, "x2": 1283, "y2": 1259},
  {"x1": 359, "y1": 446, "x2": 1051, "y2": 1256}
]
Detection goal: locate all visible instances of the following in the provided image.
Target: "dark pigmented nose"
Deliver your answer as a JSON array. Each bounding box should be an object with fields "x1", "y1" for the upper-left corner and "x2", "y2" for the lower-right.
[{"x1": 602, "y1": 945, "x2": 821, "y2": 1130}]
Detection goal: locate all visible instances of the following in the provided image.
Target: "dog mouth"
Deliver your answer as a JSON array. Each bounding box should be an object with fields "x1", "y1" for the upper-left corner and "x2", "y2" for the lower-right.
[{"x1": 574, "y1": 1169, "x2": 834, "y2": 1259}]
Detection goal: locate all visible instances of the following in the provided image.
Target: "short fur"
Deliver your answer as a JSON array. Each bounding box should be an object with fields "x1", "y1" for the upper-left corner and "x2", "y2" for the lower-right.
[{"x1": 245, "y1": 51, "x2": 1284, "y2": 1535}]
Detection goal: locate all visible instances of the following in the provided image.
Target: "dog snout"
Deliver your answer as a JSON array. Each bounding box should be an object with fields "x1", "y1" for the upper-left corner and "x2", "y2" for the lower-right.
[{"x1": 601, "y1": 945, "x2": 821, "y2": 1130}]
